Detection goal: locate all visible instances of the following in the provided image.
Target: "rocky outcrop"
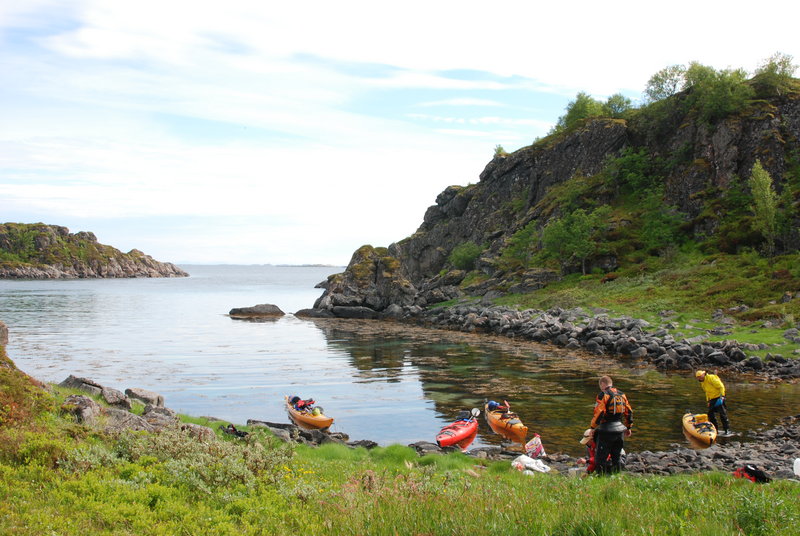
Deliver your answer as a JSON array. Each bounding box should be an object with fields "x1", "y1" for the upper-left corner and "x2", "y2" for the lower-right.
[
  {"x1": 313, "y1": 91, "x2": 800, "y2": 318},
  {"x1": 0, "y1": 223, "x2": 187, "y2": 279},
  {"x1": 313, "y1": 245, "x2": 417, "y2": 313},
  {"x1": 59, "y1": 375, "x2": 132, "y2": 409}
]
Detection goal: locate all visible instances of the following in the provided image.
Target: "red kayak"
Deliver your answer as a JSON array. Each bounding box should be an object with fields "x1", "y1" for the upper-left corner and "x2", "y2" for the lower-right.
[{"x1": 436, "y1": 409, "x2": 480, "y2": 449}]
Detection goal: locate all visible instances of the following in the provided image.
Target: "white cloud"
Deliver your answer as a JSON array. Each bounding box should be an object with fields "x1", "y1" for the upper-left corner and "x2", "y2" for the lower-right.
[{"x1": 417, "y1": 98, "x2": 505, "y2": 108}]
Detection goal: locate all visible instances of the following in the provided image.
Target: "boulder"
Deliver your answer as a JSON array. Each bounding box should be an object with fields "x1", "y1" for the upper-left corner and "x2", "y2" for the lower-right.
[
  {"x1": 347, "y1": 439, "x2": 378, "y2": 449},
  {"x1": 332, "y1": 306, "x2": 379, "y2": 319},
  {"x1": 101, "y1": 386, "x2": 132, "y2": 410},
  {"x1": 59, "y1": 375, "x2": 102, "y2": 396},
  {"x1": 229, "y1": 304, "x2": 285, "y2": 317},
  {"x1": 294, "y1": 308, "x2": 335, "y2": 318},
  {"x1": 180, "y1": 422, "x2": 215, "y2": 441},
  {"x1": 61, "y1": 395, "x2": 102, "y2": 424},
  {"x1": 142, "y1": 406, "x2": 179, "y2": 430},
  {"x1": 125, "y1": 387, "x2": 165, "y2": 407},
  {"x1": 103, "y1": 407, "x2": 155, "y2": 433}
]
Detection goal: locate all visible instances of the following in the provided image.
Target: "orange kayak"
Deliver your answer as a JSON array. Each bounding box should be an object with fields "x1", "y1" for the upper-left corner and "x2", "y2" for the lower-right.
[
  {"x1": 285, "y1": 396, "x2": 334, "y2": 430},
  {"x1": 485, "y1": 402, "x2": 528, "y2": 443}
]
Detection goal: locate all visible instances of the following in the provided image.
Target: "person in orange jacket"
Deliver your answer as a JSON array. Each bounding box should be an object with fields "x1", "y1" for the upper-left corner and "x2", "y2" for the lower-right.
[
  {"x1": 695, "y1": 370, "x2": 731, "y2": 437},
  {"x1": 589, "y1": 375, "x2": 633, "y2": 474}
]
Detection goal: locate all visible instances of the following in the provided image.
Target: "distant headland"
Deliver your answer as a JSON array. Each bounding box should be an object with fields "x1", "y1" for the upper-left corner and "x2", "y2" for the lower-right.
[{"x1": 0, "y1": 222, "x2": 188, "y2": 279}]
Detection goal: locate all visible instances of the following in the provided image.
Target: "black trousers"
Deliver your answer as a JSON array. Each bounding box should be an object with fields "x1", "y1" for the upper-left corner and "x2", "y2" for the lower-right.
[
  {"x1": 594, "y1": 430, "x2": 624, "y2": 474},
  {"x1": 707, "y1": 397, "x2": 730, "y2": 432}
]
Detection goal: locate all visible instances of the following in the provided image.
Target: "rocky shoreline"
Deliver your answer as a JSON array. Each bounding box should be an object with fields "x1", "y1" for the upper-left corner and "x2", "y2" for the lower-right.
[
  {"x1": 56, "y1": 374, "x2": 800, "y2": 481},
  {"x1": 298, "y1": 303, "x2": 800, "y2": 381}
]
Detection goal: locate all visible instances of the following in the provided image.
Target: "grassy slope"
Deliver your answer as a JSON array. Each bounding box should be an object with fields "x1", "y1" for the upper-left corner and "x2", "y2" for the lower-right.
[{"x1": 491, "y1": 248, "x2": 800, "y2": 358}]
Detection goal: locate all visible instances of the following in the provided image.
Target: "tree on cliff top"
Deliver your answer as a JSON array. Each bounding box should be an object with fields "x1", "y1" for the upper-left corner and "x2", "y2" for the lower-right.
[{"x1": 752, "y1": 52, "x2": 798, "y2": 97}]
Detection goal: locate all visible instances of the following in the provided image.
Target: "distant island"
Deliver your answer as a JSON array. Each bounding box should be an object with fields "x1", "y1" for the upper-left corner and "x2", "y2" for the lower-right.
[{"x1": 0, "y1": 222, "x2": 188, "y2": 279}]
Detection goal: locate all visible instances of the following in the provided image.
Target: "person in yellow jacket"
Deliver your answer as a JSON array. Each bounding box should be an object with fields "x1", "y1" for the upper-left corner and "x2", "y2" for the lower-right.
[{"x1": 695, "y1": 370, "x2": 732, "y2": 437}]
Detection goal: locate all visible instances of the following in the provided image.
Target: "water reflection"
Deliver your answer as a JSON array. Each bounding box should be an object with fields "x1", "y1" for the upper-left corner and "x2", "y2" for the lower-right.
[{"x1": 308, "y1": 318, "x2": 800, "y2": 455}]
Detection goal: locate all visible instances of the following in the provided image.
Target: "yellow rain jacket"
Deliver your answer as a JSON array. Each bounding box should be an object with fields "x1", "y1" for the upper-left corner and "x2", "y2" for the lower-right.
[{"x1": 699, "y1": 373, "x2": 725, "y2": 401}]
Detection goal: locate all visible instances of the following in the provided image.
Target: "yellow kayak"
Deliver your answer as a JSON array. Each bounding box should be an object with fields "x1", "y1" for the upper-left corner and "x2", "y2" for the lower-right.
[
  {"x1": 682, "y1": 412, "x2": 716, "y2": 446},
  {"x1": 485, "y1": 401, "x2": 528, "y2": 443},
  {"x1": 285, "y1": 396, "x2": 334, "y2": 430}
]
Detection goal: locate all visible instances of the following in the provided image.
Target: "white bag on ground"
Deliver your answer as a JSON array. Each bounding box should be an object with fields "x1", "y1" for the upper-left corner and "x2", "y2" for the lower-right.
[
  {"x1": 794, "y1": 458, "x2": 800, "y2": 478},
  {"x1": 512, "y1": 454, "x2": 550, "y2": 473}
]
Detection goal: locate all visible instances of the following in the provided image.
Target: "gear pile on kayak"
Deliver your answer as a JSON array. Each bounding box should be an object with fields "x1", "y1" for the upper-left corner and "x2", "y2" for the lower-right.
[
  {"x1": 285, "y1": 395, "x2": 334, "y2": 430},
  {"x1": 484, "y1": 399, "x2": 529, "y2": 444},
  {"x1": 682, "y1": 412, "x2": 717, "y2": 446}
]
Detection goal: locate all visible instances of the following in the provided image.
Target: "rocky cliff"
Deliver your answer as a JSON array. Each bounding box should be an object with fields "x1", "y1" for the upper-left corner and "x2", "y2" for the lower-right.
[
  {"x1": 0, "y1": 223, "x2": 188, "y2": 279},
  {"x1": 312, "y1": 85, "x2": 800, "y2": 318}
]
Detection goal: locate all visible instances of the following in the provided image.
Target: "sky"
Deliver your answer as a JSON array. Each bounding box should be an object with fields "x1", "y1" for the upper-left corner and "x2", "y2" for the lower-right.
[{"x1": 2, "y1": 1, "x2": 799, "y2": 265}]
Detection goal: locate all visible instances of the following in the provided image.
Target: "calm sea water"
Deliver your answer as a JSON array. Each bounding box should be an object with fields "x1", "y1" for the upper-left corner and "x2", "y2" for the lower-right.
[{"x1": 1, "y1": 264, "x2": 799, "y2": 455}]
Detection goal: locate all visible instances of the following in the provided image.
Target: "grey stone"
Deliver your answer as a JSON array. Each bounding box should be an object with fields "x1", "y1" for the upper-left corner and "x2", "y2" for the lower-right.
[
  {"x1": 101, "y1": 386, "x2": 131, "y2": 410},
  {"x1": 229, "y1": 304, "x2": 285, "y2": 317},
  {"x1": 61, "y1": 394, "x2": 101, "y2": 424},
  {"x1": 103, "y1": 407, "x2": 155, "y2": 433},
  {"x1": 125, "y1": 387, "x2": 164, "y2": 407},
  {"x1": 59, "y1": 375, "x2": 102, "y2": 396}
]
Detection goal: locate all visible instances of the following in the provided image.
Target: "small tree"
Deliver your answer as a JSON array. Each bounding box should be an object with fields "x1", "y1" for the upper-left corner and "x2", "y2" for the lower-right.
[
  {"x1": 644, "y1": 64, "x2": 686, "y2": 102},
  {"x1": 604, "y1": 93, "x2": 632, "y2": 118},
  {"x1": 640, "y1": 190, "x2": 683, "y2": 253},
  {"x1": 500, "y1": 220, "x2": 538, "y2": 269},
  {"x1": 550, "y1": 92, "x2": 605, "y2": 134},
  {"x1": 682, "y1": 63, "x2": 753, "y2": 124},
  {"x1": 448, "y1": 242, "x2": 483, "y2": 271},
  {"x1": 748, "y1": 160, "x2": 779, "y2": 256},
  {"x1": 753, "y1": 52, "x2": 798, "y2": 96},
  {"x1": 541, "y1": 207, "x2": 610, "y2": 274}
]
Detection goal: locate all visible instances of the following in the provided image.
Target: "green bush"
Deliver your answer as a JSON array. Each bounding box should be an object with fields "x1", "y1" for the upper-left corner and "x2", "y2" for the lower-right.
[
  {"x1": 499, "y1": 221, "x2": 538, "y2": 270},
  {"x1": 448, "y1": 242, "x2": 483, "y2": 271}
]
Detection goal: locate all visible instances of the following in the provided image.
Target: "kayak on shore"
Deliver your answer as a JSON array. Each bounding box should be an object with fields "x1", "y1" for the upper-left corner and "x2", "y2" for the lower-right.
[
  {"x1": 485, "y1": 400, "x2": 528, "y2": 443},
  {"x1": 436, "y1": 408, "x2": 480, "y2": 450},
  {"x1": 682, "y1": 412, "x2": 717, "y2": 446},
  {"x1": 285, "y1": 395, "x2": 334, "y2": 430}
]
